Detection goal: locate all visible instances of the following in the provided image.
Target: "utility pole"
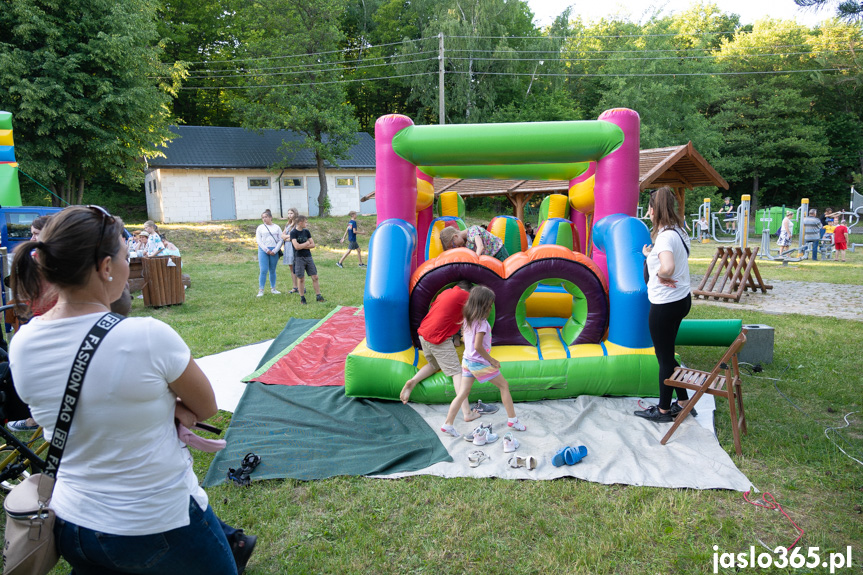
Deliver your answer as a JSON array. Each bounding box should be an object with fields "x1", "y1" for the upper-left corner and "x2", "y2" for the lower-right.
[{"x1": 438, "y1": 32, "x2": 445, "y2": 125}]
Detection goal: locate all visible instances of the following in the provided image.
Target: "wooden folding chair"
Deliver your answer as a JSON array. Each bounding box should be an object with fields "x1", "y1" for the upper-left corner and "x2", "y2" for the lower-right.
[{"x1": 660, "y1": 332, "x2": 748, "y2": 455}]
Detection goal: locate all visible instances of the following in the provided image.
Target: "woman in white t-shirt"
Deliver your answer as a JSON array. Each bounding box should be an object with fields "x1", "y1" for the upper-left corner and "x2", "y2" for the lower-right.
[
  {"x1": 255, "y1": 209, "x2": 284, "y2": 297},
  {"x1": 8, "y1": 206, "x2": 242, "y2": 574},
  {"x1": 634, "y1": 187, "x2": 695, "y2": 424}
]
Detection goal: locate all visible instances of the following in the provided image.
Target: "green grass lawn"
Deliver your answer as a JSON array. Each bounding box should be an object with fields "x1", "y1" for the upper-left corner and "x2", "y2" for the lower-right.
[{"x1": 51, "y1": 218, "x2": 863, "y2": 574}]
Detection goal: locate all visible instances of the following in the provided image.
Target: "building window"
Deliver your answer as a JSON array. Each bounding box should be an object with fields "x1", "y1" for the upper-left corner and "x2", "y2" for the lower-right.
[
  {"x1": 336, "y1": 177, "x2": 355, "y2": 187},
  {"x1": 282, "y1": 177, "x2": 303, "y2": 188},
  {"x1": 248, "y1": 177, "x2": 271, "y2": 189}
]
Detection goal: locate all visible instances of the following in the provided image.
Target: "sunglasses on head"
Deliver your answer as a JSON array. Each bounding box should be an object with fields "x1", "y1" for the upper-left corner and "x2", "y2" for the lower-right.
[{"x1": 87, "y1": 205, "x2": 116, "y2": 265}]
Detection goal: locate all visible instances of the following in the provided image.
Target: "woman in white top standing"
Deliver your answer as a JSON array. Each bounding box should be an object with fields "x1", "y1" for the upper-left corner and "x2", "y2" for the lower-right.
[
  {"x1": 256, "y1": 209, "x2": 284, "y2": 297},
  {"x1": 8, "y1": 206, "x2": 240, "y2": 574},
  {"x1": 634, "y1": 187, "x2": 695, "y2": 423}
]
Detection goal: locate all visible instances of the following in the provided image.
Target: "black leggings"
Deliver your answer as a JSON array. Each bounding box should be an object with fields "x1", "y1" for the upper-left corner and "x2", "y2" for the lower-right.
[{"x1": 648, "y1": 294, "x2": 692, "y2": 410}]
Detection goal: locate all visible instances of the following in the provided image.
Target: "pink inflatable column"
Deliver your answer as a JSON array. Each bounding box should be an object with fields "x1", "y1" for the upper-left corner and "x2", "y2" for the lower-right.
[
  {"x1": 375, "y1": 115, "x2": 417, "y2": 227},
  {"x1": 593, "y1": 108, "x2": 640, "y2": 278}
]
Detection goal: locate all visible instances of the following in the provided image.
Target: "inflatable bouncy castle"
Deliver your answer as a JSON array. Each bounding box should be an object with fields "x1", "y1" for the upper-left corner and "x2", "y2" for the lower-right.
[{"x1": 344, "y1": 110, "x2": 737, "y2": 403}]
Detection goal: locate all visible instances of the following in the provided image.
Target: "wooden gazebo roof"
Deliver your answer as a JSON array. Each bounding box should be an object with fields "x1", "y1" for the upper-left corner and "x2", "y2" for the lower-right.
[
  {"x1": 638, "y1": 141, "x2": 728, "y2": 192},
  {"x1": 361, "y1": 142, "x2": 728, "y2": 220}
]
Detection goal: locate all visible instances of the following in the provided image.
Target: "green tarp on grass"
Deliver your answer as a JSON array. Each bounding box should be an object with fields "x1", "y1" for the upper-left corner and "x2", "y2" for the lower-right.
[{"x1": 203, "y1": 384, "x2": 452, "y2": 484}]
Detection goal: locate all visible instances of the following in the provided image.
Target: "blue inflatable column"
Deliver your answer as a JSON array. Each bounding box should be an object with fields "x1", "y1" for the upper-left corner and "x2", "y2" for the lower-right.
[
  {"x1": 592, "y1": 214, "x2": 652, "y2": 348},
  {"x1": 364, "y1": 219, "x2": 417, "y2": 352}
]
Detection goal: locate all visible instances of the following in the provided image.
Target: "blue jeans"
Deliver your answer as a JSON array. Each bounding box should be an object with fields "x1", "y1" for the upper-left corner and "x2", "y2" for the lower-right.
[
  {"x1": 55, "y1": 497, "x2": 237, "y2": 575},
  {"x1": 258, "y1": 247, "x2": 279, "y2": 289},
  {"x1": 808, "y1": 240, "x2": 819, "y2": 260}
]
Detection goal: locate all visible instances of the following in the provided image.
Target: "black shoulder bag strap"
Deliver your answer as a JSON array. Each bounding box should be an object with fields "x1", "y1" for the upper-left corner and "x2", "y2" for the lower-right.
[
  {"x1": 671, "y1": 227, "x2": 690, "y2": 256},
  {"x1": 643, "y1": 228, "x2": 690, "y2": 283},
  {"x1": 43, "y1": 312, "x2": 125, "y2": 480}
]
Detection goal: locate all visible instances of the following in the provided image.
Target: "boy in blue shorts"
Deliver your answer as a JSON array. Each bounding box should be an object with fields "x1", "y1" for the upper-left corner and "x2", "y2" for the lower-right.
[
  {"x1": 337, "y1": 211, "x2": 365, "y2": 268},
  {"x1": 289, "y1": 215, "x2": 324, "y2": 304}
]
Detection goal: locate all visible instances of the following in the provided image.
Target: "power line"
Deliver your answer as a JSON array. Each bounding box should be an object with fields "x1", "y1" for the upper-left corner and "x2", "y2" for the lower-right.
[
  {"x1": 173, "y1": 46, "x2": 854, "y2": 80},
  {"x1": 446, "y1": 50, "x2": 855, "y2": 64},
  {"x1": 179, "y1": 57, "x2": 437, "y2": 80},
  {"x1": 179, "y1": 66, "x2": 850, "y2": 90},
  {"x1": 446, "y1": 30, "x2": 754, "y2": 40},
  {"x1": 185, "y1": 49, "x2": 437, "y2": 77},
  {"x1": 186, "y1": 37, "x2": 425, "y2": 67},
  {"x1": 448, "y1": 68, "x2": 847, "y2": 78},
  {"x1": 180, "y1": 71, "x2": 436, "y2": 90},
  {"x1": 446, "y1": 43, "x2": 850, "y2": 55}
]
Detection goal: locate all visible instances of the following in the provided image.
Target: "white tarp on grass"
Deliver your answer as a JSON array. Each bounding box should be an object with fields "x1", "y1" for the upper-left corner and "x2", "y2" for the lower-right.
[
  {"x1": 199, "y1": 342, "x2": 751, "y2": 491},
  {"x1": 197, "y1": 340, "x2": 272, "y2": 413},
  {"x1": 390, "y1": 394, "x2": 752, "y2": 491}
]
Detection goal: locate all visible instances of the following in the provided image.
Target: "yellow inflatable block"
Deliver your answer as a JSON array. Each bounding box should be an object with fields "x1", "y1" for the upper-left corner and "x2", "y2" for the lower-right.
[
  {"x1": 603, "y1": 341, "x2": 655, "y2": 356},
  {"x1": 416, "y1": 177, "x2": 434, "y2": 211},
  {"x1": 525, "y1": 291, "x2": 572, "y2": 317},
  {"x1": 569, "y1": 174, "x2": 595, "y2": 213},
  {"x1": 566, "y1": 343, "x2": 605, "y2": 358},
  {"x1": 350, "y1": 339, "x2": 418, "y2": 366},
  {"x1": 547, "y1": 193, "x2": 569, "y2": 219},
  {"x1": 0, "y1": 130, "x2": 13, "y2": 147},
  {"x1": 439, "y1": 191, "x2": 460, "y2": 217}
]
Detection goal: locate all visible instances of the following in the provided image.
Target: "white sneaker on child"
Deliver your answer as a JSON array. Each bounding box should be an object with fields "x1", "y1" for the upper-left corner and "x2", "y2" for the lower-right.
[
  {"x1": 440, "y1": 425, "x2": 460, "y2": 438},
  {"x1": 507, "y1": 419, "x2": 527, "y2": 431}
]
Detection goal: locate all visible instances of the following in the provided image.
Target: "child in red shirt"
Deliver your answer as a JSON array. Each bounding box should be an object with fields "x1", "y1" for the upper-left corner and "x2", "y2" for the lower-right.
[
  {"x1": 833, "y1": 219, "x2": 849, "y2": 262},
  {"x1": 400, "y1": 281, "x2": 486, "y2": 421}
]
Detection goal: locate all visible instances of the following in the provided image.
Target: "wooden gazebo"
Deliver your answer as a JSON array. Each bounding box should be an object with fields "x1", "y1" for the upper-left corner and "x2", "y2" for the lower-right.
[
  {"x1": 639, "y1": 141, "x2": 729, "y2": 219},
  {"x1": 361, "y1": 142, "x2": 728, "y2": 220}
]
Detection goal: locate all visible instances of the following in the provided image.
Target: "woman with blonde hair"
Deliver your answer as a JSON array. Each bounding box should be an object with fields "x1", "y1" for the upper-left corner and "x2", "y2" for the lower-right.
[
  {"x1": 280, "y1": 207, "x2": 300, "y2": 294},
  {"x1": 634, "y1": 187, "x2": 694, "y2": 423}
]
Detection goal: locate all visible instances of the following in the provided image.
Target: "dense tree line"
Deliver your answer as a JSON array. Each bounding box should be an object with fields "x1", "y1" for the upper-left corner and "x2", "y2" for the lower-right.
[{"x1": 1, "y1": 0, "x2": 861, "y2": 212}]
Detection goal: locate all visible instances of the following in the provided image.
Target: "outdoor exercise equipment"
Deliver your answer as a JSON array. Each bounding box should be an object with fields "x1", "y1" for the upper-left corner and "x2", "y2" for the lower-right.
[{"x1": 345, "y1": 110, "x2": 743, "y2": 403}]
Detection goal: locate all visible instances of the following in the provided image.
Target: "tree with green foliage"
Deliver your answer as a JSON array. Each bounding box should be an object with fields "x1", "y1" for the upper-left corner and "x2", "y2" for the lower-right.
[
  {"x1": 712, "y1": 21, "x2": 832, "y2": 207},
  {"x1": 231, "y1": 0, "x2": 359, "y2": 216},
  {"x1": 157, "y1": 0, "x2": 239, "y2": 127},
  {"x1": 0, "y1": 0, "x2": 181, "y2": 206}
]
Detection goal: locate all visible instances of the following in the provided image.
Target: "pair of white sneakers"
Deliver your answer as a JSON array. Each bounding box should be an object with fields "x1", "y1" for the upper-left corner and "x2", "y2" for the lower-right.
[{"x1": 465, "y1": 423, "x2": 497, "y2": 446}]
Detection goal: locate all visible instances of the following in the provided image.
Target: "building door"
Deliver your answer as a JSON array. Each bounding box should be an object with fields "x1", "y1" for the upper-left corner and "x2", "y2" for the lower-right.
[
  {"x1": 208, "y1": 177, "x2": 236, "y2": 220},
  {"x1": 359, "y1": 176, "x2": 376, "y2": 215},
  {"x1": 307, "y1": 176, "x2": 321, "y2": 217}
]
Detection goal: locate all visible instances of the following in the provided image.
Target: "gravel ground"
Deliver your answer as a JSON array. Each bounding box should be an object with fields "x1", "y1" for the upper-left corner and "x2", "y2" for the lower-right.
[{"x1": 690, "y1": 276, "x2": 863, "y2": 322}]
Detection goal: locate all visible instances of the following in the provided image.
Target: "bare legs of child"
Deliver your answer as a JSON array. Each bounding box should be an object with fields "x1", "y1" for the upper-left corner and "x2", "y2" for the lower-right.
[
  {"x1": 401, "y1": 366, "x2": 478, "y2": 421},
  {"x1": 441, "y1": 373, "x2": 524, "y2": 437},
  {"x1": 338, "y1": 247, "x2": 364, "y2": 267},
  {"x1": 296, "y1": 274, "x2": 324, "y2": 302}
]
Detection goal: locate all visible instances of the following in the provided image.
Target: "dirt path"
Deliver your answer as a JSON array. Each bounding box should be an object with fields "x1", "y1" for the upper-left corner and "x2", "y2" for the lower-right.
[{"x1": 690, "y1": 277, "x2": 863, "y2": 322}]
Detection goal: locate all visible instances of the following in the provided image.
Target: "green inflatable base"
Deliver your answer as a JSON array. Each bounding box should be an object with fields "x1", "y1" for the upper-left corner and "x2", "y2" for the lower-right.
[{"x1": 345, "y1": 351, "x2": 661, "y2": 404}]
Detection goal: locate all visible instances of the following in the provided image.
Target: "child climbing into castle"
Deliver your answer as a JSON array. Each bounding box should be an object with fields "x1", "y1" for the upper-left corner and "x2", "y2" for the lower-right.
[
  {"x1": 439, "y1": 225, "x2": 509, "y2": 261},
  {"x1": 440, "y1": 285, "x2": 526, "y2": 438},
  {"x1": 400, "y1": 281, "x2": 496, "y2": 420}
]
